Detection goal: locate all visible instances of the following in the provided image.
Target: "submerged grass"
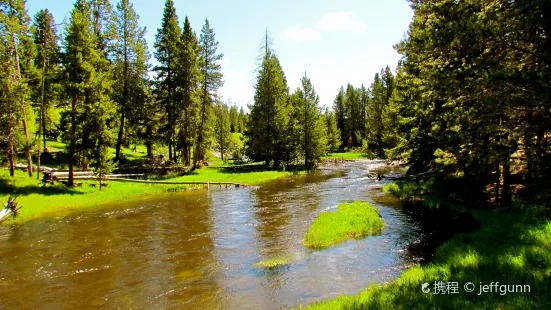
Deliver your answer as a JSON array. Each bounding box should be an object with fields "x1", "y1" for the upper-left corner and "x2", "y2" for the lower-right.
[
  {"x1": 307, "y1": 184, "x2": 551, "y2": 309},
  {"x1": 254, "y1": 254, "x2": 295, "y2": 269},
  {"x1": 0, "y1": 167, "x2": 301, "y2": 224},
  {"x1": 304, "y1": 201, "x2": 385, "y2": 249}
]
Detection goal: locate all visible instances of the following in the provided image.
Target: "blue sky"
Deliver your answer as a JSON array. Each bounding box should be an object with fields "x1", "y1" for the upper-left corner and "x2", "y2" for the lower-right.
[{"x1": 26, "y1": 0, "x2": 413, "y2": 110}]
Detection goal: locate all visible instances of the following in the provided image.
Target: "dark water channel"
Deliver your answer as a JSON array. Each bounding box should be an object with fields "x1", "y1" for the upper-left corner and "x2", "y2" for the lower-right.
[{"x1": 0, "y1": 161, "x2": 443, "y2": 309}]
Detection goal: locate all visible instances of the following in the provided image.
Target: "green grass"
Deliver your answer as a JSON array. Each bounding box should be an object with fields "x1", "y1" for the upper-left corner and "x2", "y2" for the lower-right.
[
  {"x1": 307, "y1": 184, "x2": 551, "y2": 309},
  {"x1": 254, "y1": 254, "x2": 295, "y2": 269},
  {"x1": 322, "y1": 152, "x2": 368, "y2": 160},
  {"x1": 44, "y1": 139, "x2": 66, "y2": 152},
  {"x1": 303, "y1": 201, "x2": 385, "y2": 249},
  {"x1": 0, "y1": 167, "x2": 301, "y2": 224}
]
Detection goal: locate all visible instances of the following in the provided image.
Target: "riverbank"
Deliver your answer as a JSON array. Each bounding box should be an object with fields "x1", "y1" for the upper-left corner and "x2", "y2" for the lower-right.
[
  {"x1": 0, "y1": 167, "x2": 304, "y2": 224},
  {"x1": 307, "y1": 182, "x2": 551, "y2": 309}
]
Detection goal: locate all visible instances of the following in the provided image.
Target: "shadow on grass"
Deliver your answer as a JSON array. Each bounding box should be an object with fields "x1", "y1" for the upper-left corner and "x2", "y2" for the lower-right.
[
  {"x1": 310, "y1": 197, "x2": 551, "y2": 309},
  {"x1": 0, "y1": 178, "x2": 84, "y2": 197}
]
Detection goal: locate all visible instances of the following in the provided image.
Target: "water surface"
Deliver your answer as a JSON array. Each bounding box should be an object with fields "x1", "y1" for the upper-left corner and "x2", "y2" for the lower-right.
[{"x1": 0, "y1": 161, "x2": 428, "y2": 309}]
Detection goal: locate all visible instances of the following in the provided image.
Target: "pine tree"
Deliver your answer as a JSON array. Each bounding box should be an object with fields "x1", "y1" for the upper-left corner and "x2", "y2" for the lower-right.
[
  {"x1": 246, "y1": 32, "x2": 291, "y2": 167},
  {"x1": 63, "y1": 0, "x2": 115, "y2": 186},
  {"x1": 332, "y1": 86, "x2": 345, "y2": 148},
  {"x1": 324, "y1": 108, "x2": 341, "y2": 153},
  {"x1": 33, "y1": 9, "x2": 61, "y2": 179},
  {"x1": 154, "y1": 0, "x2": 181, "y2": 161},
  {"x1": 177, "y1": 16, "x2": 200, "y2": 166},
  {"x1": 213, "y1": 101, "x2": 231, "y2": 161},
  {"x1": 365, "y1": 72, "x2": 386, "y2": 156},
  {"x1": 112, "y1": 0, "x2": 150, "y2": 162},
  {"x1": 0, "y1": 0, "x2": 37, "y2": 177},
  {"x1": 229, "y1": 104, "x2": 238, "y2": 133},
  {"x1": 195, "y1": 19, "x2": 223, "y2": 168},
  {"x1": 291, "y1": 73, "x2": 327, "y2": 167}
]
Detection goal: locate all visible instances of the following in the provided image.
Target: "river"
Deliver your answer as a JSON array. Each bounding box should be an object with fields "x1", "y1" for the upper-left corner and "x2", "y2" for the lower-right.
[{"x1": 0, "y1": 160, "x2": 433, "y2": 309}]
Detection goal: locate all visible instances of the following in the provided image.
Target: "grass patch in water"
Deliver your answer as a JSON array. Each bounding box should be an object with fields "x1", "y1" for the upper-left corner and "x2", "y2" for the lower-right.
[
  {"x1": 254, "y1": 254, "x2": 295, "y2": 269},
  {"x1": 304, "y1": 201, "x2": 385, "y2": 249},
  {"x1": 307, "y1": 182, "x2": 551, "y2": 309}
]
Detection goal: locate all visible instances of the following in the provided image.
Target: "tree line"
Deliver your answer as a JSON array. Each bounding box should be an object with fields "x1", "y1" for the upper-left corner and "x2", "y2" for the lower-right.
[
  {"x1": 0, "y1": 0, "x2": 339, "y2": 188},
  {"x1": 386, "y1": 0, "x2": 550, "y2": 205},
  {"x1": 4, "y1": 0, "x2": 547, "y2": 202}
]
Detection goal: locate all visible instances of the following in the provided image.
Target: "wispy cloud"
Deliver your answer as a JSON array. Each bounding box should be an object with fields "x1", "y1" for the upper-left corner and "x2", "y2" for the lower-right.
[
  {"x1": 281, "y1": 26, "x2": 321, "y2": 41},
  {"x1": 315, "y1": 11, "x2": 367, "y2": 33}
]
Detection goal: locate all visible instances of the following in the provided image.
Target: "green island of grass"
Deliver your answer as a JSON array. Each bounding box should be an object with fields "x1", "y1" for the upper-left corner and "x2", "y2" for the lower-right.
[
  {"x1": 304, "y1": 201, "x2": 385, "y2": 249},
  {"x1": 254, "y1": 254, "x2": 295, "y2": 269},
  {"x1": 307, "y1": 181, "x2": 551, "y2": 309}
]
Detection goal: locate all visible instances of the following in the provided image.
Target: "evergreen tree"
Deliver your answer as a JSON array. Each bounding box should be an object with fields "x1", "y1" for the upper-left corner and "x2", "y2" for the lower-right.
[
  {"x1": 291, "y1": 73, "x2": 327, "y2": 167},
  {"x1": 112, "y1": 0, "x2": 150, "y2": 162},
  {"x1": 365, "y1": 72, "x2": 386, "y2": 156},
  {"x1": 195, "y1": 19, "x2": 223, "y2": 168},
  {"x1": 33, "y1": 8, "x2": 61, "y2": 177},
  {"x1": 344, "y1": 83, "x2": 360, "y2": 147},
  {"x1": 63, "y1": 0, "x2": 115, "y2": 186},
  {"x1": 246, "y1": 32, "x2": 291, "y2": 167},
  {"x1": 0, "y1": 0, "x2": 37, "y2": 177},
  {"x1": 176, "y1": 16, "x2": 200, "y2": 166},
  {"x1": 238, "y1": 106, "x2": 246, "y2": 133},
  {"x1": 154, "y1": 0, "x2": 181, "y2": 161},
  {"x1": 229, "y1": 104, "x2": 238, "y2": 133},
  {"x1": 213, "y1": 101, "x2": 231, "y2": 161},
  {"x1": 332, "y1": 86, "x2": 345, "y2": 148},
  {"x1": 324, "y1": 108, "x2": 341, "y2": 153}
]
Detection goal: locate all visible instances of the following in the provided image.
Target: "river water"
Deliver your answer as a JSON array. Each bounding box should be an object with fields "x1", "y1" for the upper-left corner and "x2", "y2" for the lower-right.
[{"x1": 0, "y1": 161, "x2": 430, "y2": 309}]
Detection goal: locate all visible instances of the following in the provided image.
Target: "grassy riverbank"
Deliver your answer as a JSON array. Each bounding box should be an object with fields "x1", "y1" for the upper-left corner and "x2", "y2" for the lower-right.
[
  {"x1": 304, "y1": 201, "x2": 384, "y2": 249},
  {"x1": 0, "y1": 167, "x2": 301, "y2": 224},
  {"x1": 307, "y1": 182, "x2": 551, "y2": 309}
]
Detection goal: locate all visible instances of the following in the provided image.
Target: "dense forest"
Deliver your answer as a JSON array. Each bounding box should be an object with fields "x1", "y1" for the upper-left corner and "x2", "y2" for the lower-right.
[{"x1": 2, "y1": 0, "x2": 551, "y2": 205}]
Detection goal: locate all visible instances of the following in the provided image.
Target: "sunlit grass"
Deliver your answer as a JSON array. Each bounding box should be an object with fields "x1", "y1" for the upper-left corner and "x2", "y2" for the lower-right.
[
  {"x1": 254, "y1": 254, "x2": 295, "y2": 269},
  {"x1": 0, "y1": 167, "x2": 302, "y2": 224},
  {"x1": 322, "y1": 152, "x2": 368, "y2": 160},
  {"x1": 304, "y1": 201, "x2": 385, "y2": 249},
  {"x1": 307, "y1": 184, "x2": 551, "y2": 309}
]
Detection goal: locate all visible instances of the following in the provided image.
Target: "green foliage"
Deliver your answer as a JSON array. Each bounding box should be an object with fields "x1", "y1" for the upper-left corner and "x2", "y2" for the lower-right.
[
  {"x1": 246, "y1": 34, "x2": 292, "y2": 167},
  {"x1": 63, "y1": 0, "x2": 116, "y2": 184},
  {"x1": 324, "y1": 108, "x2": 341, "y2": 153},
  {"x1": 304, "y1": 201, "x2": 385, "y2": 249},
  {"x1": 112, "y1": 0, "x2": 150, "y2": 161},
  {"x1": 290, "y1": 73, "x2": 327, "y2": 168},
  {"x1": 213, "y1": 101, "x2": 232, "y2": 161},
  {"x1": 153, "y1": 0, "x2": 181, "y2": 161},
  {"x1": 308, "y1": 207, "x2": 551, "y2": 309},
  {"x1": 195, "y1": 18, "x2": 223, "y2": 167},
  {"x1": 254, "y1": 254, "x2": 295, "y2": 269}
]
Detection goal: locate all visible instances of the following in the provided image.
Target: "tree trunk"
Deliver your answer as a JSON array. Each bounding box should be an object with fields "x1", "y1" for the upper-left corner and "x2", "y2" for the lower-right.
[
  {"x1": 501, "y1": 163, "x2": 511, "y2": 205},
  {"x1": 146, "y1": 124, "x2": 153, "y2": 159},
  {"x1": 69, "y1": 94, "x2": 77, "y2": 187},
  {"x1": 8, "y1": 141, "x2": 15, "y2": 177},
  {"x1": 115, "y1": 110, "x2": 125, "y2": 162},
  {"x1": 12, "y1": 33, "x2": 33, "y2": 177}
]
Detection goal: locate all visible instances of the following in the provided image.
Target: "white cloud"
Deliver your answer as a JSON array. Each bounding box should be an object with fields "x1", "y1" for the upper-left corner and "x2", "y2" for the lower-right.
[
  {"x1": 315, "y1": 11, "x2": 367, "y2": 33},
  {"x1": 281, "y1": 26, "x2": 321, "y2": 41}
]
